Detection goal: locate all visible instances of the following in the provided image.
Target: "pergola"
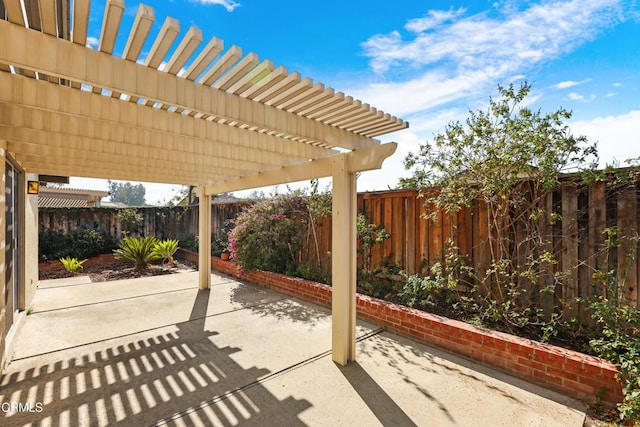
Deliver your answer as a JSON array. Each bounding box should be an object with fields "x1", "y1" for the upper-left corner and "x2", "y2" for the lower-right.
[{"x1": 0, "y1": 0, "x2": 407, "y2": 365}]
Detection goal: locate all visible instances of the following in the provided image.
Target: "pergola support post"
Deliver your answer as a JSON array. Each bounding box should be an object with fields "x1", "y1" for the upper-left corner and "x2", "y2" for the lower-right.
[
  {"x1": 331, "y1": 154, "x2": 357, "y2": 365},
  {"x1": 197, "y1": 187, "x2": 211, "y2": 290}
]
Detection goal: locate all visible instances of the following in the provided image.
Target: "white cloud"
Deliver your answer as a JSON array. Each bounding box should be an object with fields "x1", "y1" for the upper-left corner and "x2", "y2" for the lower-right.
[
  {"x1": 612, "y1": 82, "x2": 623, "y2": 87},
  {"x1": 570, "y1": 110, "x2": 640, "y2": 166},
  {"x1": 567, "y1": 92, "x2": 597, "y2": 102},
  {"x1": 356, "y1": 0, "x2": 624, "y2": 119},
  {"x1": 190, "y1": 0, "x2": 240, "y2": 12},
  {"x1": 86, "y1": 36, "x2": 99, "y2": 49},
  {"x1": 552, "y1": 78, "x2": 591, "y2": 89},
  {"x1": 363, "y1": 0, "x2": 622, "y2": 75},
  {"x1": 405, "y1": 8, "x2": 466, "y2": 33}
]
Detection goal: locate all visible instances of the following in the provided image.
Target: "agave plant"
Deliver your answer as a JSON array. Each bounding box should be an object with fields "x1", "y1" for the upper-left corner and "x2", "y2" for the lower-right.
[
  {"x1": 59, "y1": 257, "x2": 87, "y2": 274},
  {"x1": 113, "y1": 236, "x2": 161, "y2": 270},
  {"x1": 154, "y1": 239, "x2": 179, "y2": 267}
]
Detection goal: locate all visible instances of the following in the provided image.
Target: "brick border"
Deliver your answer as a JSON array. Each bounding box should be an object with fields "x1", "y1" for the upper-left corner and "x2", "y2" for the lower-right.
[
  {"x1": 39, "y1": 253, "x2": 124, "y2": 274},
  {"x1": 187, "y1": 249, "x2": 624, "y2": 405}
]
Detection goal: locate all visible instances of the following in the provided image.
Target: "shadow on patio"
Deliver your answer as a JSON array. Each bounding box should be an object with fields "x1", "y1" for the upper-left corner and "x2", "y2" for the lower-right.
[
  {"x1": 1, "y1": 289, "x2": 310, "y2": 426},
  {"x1": 1, "y1": 272, "x2": 586, "y2": 426}
]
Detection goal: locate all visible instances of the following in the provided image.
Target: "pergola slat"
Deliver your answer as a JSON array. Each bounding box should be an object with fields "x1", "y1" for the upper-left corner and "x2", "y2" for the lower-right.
[
  {"x1": 144, "y1": 16, "x2": 180, "y2": 68},
  {"x1": 4, "y1": 0, "x2": 25, "y2": 26},
  {"x1": 252, "y1": 71, "x2": 301, "y2": 103},
  {"x1": 266, "y1": 77, "x2": 313, "y2": 107},
  {"x1": 98, "y1": 0, "x2": 124, "y2": 55},
  {"x1": 123, "y1": 4, "x2": 154, "y2": 62},
  {"x1": 71, "y1": 0, "x2": 90, "y2": 45},
  {"x1": 277, "y1": 82, "x2": 324, "y2": 111},
  {"x1": 316, "y1": 99, "x2": 363, "y2": 123},
  {"x1": 93, "y1": 0, "x2": 123, "y2": 94},
  {"x1": 212, "y1": 52, "x2": 259, "y2": 91},
  {"x1": 294, "y1": 91, "x2": 345, "y2": 116},
  {"x1": 239, "y1": 65, "x2": 287, "y2": 99},
  {"x1": 198, "y1": 45, "x2": 242, "y2": 86},
  {"x1": 39, "y1": 0, "x2": 57, "y2": 36},
  {"x1": 165, "y1": 25, "x2": 202, "y2": 75},
  {"x1": 183, "y1": 37, "x2": 223, "y2": 81},
  {"x1": 226, "y1": 59, "x2": 274, "y2": 95}
]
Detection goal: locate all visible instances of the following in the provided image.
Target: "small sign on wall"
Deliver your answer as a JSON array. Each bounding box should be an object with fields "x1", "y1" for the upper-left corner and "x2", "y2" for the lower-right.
[{"x1": 27, "y1": 181, "x2": 39, "y2": 195}]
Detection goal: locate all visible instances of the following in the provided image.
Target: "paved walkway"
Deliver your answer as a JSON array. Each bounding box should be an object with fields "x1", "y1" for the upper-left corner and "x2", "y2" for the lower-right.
[{"x1": 1, "y1": 271, "x2": 585, "y2": 426}]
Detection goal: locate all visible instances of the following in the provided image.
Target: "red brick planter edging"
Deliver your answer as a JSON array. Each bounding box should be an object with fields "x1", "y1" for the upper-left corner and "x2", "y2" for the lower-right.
[
  {"x1": 39, "y1": 253, "x2": 124, "y2": 274},
  {"x1": 179, "y1": 249, "x2": 623, "y2": 405}
]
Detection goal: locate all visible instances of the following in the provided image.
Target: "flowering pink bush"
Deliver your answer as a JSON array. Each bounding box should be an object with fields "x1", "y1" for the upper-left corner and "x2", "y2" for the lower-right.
[{"x1": 227, "y1": 194, "x2": 304, "y2": 275}]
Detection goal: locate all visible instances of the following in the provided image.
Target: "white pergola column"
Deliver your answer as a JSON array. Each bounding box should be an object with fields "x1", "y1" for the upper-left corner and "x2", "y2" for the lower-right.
[
  {"x1": 197, "y1": 187, "x2": 211, "y2": 290},
  {"x1": 331, "y1": 155, "x2": 357, "y2": 365}
]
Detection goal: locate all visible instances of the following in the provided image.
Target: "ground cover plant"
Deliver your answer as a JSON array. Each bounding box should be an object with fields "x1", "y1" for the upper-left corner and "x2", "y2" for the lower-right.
[{"x1": 59, "y1": 257, "x2": 86, "y2": 274}]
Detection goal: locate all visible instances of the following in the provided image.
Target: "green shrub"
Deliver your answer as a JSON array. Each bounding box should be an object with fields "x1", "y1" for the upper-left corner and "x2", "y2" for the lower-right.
[
  {"x1": 114, "y1": 236, "x2": 161, "y2": 270},
  {"x1": 59, "y1": 257, "x2": 87, "y2": 274},
  {"x1": 178, "y1": 233, "x2": 198, "y2": 251},
  {"x1": 67, "y1": 228, "x2": 115, "y2": 259},
  {"x1": 39, "y1": 230, "x2": 68, "y2": 262},
  {"x1": 39, "y1": 228, "x2": 115, "y2": 262},
  {"x1": 154, "y1": 239, "x2": 179, "y2": 267}
]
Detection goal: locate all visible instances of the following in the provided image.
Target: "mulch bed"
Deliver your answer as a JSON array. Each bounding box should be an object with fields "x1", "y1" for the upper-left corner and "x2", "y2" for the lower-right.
[{"x1": 39, "y1": 259, "x2": 196, "y2": 282}]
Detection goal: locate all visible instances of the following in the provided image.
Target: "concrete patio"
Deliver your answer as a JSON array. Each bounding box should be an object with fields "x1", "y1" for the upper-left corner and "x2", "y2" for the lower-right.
[{"x1": 1, "y1": 271, "x2": 585, "y2": 426}]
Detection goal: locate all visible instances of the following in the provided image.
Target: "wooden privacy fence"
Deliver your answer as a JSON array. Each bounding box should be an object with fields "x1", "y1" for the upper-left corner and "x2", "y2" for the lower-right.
[
  {"x1": 38, "y1": 202, "x2": 250, "y2": 241},
  {"x1": 296, "y1": 182, "x2": 640, "y2": 311},
  {"x1": 39, "y1": 179, "x2": 640, "y2": 313}
]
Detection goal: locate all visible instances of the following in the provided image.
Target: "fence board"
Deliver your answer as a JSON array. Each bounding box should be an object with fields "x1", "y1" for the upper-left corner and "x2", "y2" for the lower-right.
[
  {"x1": 588, "y1": 182, "x2": 607, "y2": 293},
  {"x1": 561, "y1": 183, "x2": 579, "y2": 318},
  {"x1": 406, "y1": 196, "x2": 417, "y2": 274},
  {"x1": 617, "y1": 185, "x2": 638, "y2": 305}
]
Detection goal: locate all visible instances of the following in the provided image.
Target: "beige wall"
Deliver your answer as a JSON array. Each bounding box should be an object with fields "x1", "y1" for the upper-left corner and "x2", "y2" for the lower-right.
[
  {"x1": 0, "y1": 148, "x2": 39, "y2": 368},
  {"x1": 0, "y1": 145, "x2": 6, "y2": 366},
  {"x1": 23, "y1": 172, "x2": 39, "y2": 309}
]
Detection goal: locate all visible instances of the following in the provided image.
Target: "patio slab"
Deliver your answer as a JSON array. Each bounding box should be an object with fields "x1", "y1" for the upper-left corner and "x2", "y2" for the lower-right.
[{"x1": 1, "y1": 272, "x2": 586, "y2": 426}]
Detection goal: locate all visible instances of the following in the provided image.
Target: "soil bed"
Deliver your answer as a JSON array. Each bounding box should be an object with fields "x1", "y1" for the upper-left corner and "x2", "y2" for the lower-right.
[{"x1": 39, "y1": 259, "x2": 196, "y2": 282}]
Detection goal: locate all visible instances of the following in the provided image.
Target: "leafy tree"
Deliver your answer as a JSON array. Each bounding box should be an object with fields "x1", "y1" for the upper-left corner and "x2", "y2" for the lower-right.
[
  {"x1": 108, "y1": 181, "x2": 146, "y2": 206},
  {"x1": 400, "y1": 81, "x2": 598, "y2": 332}
]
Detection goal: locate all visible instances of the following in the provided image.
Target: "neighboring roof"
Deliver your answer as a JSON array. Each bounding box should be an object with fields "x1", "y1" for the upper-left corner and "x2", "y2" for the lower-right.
[
  {"x1": 211, "y1": 194, "x2": 247, "y2": 205},
  {"x1": 38, "y1": 197, "x2": 92, "y2": 208},
  {"x1": 0, "y1": 1, "x2": 407, "y2": 188},
  {"x1": 38, "y1": 186, "x2": 109, "y2": 208},
  {"x1": 100, "y1": 201, "x2": 129, "y2": 208}
]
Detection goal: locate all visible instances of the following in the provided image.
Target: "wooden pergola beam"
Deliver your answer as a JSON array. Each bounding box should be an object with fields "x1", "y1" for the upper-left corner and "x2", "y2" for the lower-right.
[{"x1": 204, "y1": 143, "x2": 397, "y2": 195}]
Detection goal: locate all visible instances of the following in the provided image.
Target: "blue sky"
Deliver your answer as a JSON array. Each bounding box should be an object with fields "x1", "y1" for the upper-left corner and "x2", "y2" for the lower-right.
[{"x1": 71, "y1": 0, "x2": 640, "y2": 204}]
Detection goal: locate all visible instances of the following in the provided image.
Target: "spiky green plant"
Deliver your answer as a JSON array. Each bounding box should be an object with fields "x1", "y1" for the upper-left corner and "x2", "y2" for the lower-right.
[
  {"x1": 154, "y1": 239, "x2": 179, "y2": 267},
  {"x1": 113, "y1": 236, "x2": 160, "y2": 270},
  {"x1": 60, "y1": 257, "x2": 87, "y2": 274}
]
